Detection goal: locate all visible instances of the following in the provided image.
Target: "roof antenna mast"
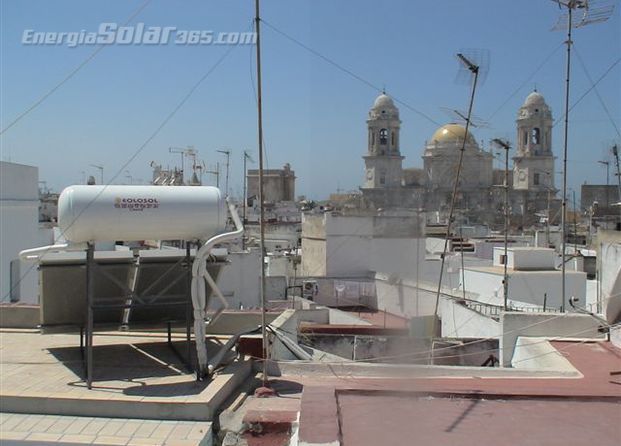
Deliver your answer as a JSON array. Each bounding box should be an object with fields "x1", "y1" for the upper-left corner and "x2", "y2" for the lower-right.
[
  {"x1": 429, "y1": 49, "x2": 489, "y2": 363},
  {"x1": 550, "y1": 0, "x2": 614, "y2": 312}
]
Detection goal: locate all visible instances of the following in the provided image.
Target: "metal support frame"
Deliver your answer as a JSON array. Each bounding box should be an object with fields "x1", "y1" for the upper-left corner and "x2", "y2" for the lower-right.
[
  {"x1": 81, "y1": 243, "x2": 195, "y2": 389},
  {"x1": 85, "y1": 242, "x2": 94, "y2": 389}
]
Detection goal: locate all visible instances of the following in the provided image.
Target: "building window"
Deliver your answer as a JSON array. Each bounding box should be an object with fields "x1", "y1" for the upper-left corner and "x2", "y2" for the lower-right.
[
  {"x1": 522, "y1": 130, "x2": 528, "y2": 146},
  {"x1": 379, "y1": 128, "x2": 388, "y2": 145},
  {"x1": 531, "y1": 127, "x2": 540, "y2": 145},
  {"x1": 534, "y1": 173, "x2": 540, "y2": 185},
  {"x1": 391, "y1": 131, "x2": 395, "y2": 147},
  {"x1": 499, "y1": 254, "x2": 507, "y2": 265},
  {"x1": 379, "y1": 172, "x2": 386, "y2": 185}
]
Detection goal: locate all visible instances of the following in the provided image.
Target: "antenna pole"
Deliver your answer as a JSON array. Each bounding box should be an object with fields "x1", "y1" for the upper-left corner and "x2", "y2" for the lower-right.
[
  {"x1": 613, "y1": 144, "x2": 621, "y2": 199},
  {"x1": 243, "y1": 152, "x2": 248, "y2": 250},
  {"x1": 430, "y1": 53, "x2": 480, "y2": 362},
  {"x1": 217, "y1": 150, "x2": 231, "y2": 197},
  {"x1": 501, "y1": 142, "x2": 510, "y2": 311},
  {"x1": 255, "y1": 0, "x2": 269, "y2": 388},
  {"x1": 492, "y1": 138, "x2": 511, "y2": 311},
  {"x1": 560, "y1": 4, "x2": 573, "y2": 313}
]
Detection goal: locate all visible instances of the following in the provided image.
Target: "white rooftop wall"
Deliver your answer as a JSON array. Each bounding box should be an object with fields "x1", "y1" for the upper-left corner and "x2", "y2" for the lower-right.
[
  {"x1": 493, "y1": 247, "x2": 555, "y2": 270},
  {"x1": 0, "y1": 162, "x2": 40, "y2": 302}
]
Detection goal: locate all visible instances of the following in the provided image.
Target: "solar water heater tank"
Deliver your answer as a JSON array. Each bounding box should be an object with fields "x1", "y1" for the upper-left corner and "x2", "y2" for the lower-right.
[{"x1": 58, "y1": 185, "x2": 227, "y2": 242}]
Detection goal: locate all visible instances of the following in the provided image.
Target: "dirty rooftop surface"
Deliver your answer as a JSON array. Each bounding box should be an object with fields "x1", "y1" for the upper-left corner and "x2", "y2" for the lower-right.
[
  {"x1": 0, "y1": 329, "x2": 250, "y2": 423},
  {"x1": 229, "y1": 340, "x2": 620, "y2": 446}
]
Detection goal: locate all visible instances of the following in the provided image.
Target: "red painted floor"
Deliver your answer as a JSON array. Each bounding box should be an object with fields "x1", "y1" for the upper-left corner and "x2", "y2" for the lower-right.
[
  {"x1": 290, "y1": 340, "x2": 621, "y2": 445},
  {"x1": 338, "y1": 395, "x2": 620, "y2": 446}
]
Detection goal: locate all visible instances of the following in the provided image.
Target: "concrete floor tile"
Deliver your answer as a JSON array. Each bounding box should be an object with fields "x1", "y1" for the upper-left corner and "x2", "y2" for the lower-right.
[
  {"x1": 64, "y1": 416, "x2": 93, "y2": 434},
  {"x1": 25, "y1": 432, "x2": 63, "y2": 442},
  {"x1": 93, "y1": 435, "x2": 129, "y2": 445},
  {"x1": 127, "y1": 438, "x2": 164, "y2": 446},
  {"x1": 47, "y1": 417, "x2": 76, "y2": 434},
  {"x1": 13, "y1": 415, "x2": 39, "y2": 432},
  {"x1": 60, "y1": 433, "x2": 97, "y2": 443},
  {"x1": 187, "y1": 423, "x2": 211, "y2": 440},
  {"x1": 169, "y1": 423, "x2": 193, "y2": 439},
  {"x1": 0, "y1": 431, "x2": 29, "y2": 441},
  {"x1": 32, "y1": 415, "x2": 60, "y2": 433},
  {"x1": 97, "y1": 420, "x2": 125, "y2": 436},
  {"x1": 81, "y1": 418, "x2": 109, "y2": 436},
  {"x1": 133, "y1": 421, "x2": 160, "y2": 438},
  {"x1": 115, "y1": 421, "x2": 142, "y2": 438},
  {"x1": 150, "y1": 422, "x2": 175, "y2": 439}
]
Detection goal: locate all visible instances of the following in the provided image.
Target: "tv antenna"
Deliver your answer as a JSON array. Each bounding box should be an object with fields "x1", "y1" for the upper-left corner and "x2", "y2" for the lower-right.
[
  {"x1": 550, "y1": 0, "x2": 614, "y2": 312},
  {"x1": 440, "y1": 107, "x2": 490, "y2": 128},
  {"x1": 612, "y1": 144, "x2": 621, "y2": 199},
  {"x1": 217, "y1": 149, "x2": 232, "y2": 196},
  {"x1": 205, "y1": 162, "x2": 220, "y2": 188},
  {"x1": 242, "y1": 150, "x2": 255, "y2": 224},
  {"x1": 430, "y1": 50, "x2": 489, "y2": 361}
]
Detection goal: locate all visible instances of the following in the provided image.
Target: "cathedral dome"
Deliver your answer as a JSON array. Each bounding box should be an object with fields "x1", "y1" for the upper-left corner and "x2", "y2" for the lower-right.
[
  {"x1": 430, "y1": 123, "x2": 477, "y2": 146},
  {"x1": 523, "y1": 90, "x2": 546, "y2": 107},
  {"x1": 373, "y1": 93, "x2": 397, "y2": 110}
]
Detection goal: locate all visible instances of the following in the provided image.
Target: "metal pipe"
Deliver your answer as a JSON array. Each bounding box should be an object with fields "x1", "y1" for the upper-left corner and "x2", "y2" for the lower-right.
[
  {"x1": 86, "y1": 242, "x2": 94, "y2": 389},
  {"x1": 430, "y1": 54, "x2": 480, "y2": 361},
  {"x1": 190, "y1": 200, "x2": 244, "y2": 378},
  {"x1": 255, "y1": 0, "x2": 269, "y2": 387},
  {"x1": 560, "y1": 5, "x2": 573, "y2": 313}
]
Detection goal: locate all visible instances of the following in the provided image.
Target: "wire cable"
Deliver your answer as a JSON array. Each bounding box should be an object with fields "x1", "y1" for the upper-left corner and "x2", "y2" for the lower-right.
[
  {"x1": 552, "y1": 56, "x2": 621, "y2": 129},
  {"x1": 0, "y1": 0, "x2": 153, "y2": 136},
  {"x1": 573, "y1": 46, "x2": 621, "y2": 138},
  {"x1": 487, "y1": 43, "x2": 564, "y2": 122},
  {"x1": 2, "y1": 38, "x2": 242, "y2": 302}
]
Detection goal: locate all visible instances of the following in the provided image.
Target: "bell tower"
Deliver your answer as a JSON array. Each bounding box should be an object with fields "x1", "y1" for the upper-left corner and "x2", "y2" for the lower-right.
[
  {"x1": 362, "y1": 93, "x2": 404, "y2": 189},
  {"x1": 513, "y1": 90, "x2": 555, "y2": 192}
]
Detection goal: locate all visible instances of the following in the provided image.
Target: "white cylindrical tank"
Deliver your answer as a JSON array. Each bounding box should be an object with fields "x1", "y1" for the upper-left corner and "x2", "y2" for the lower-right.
[{"x1": 58, "y1": 185, "x2": 226, "y2": 243}]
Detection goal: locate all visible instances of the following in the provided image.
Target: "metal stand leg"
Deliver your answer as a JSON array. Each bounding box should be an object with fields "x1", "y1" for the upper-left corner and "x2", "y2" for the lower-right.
[
  {"x1": 185, "y1": 243, "x2": 193, "y2": 371},
  {"x1": 86, "y1": 243, "x2": 94, "y2": 389},
  {"x1": 80, "y1": 326, "x2": 84, "y2": 360}
]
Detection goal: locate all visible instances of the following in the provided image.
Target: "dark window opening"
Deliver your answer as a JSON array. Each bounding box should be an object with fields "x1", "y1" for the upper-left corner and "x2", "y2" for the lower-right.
[
  {"x1": 531, "y1": 127, "x2": 540, "y2": 145},
  {"x1": 379, "y1": 128, "x2": 388, "y2": 145},
  {"x1": 391, "y1": 131, "x2": 395, "y2": 147},
  {"x1": 534, "y1": 173, "x2": 540, "y2": 185},
  {"x1": 499, "y1": 254, "x2": 507, "y2": 265}
]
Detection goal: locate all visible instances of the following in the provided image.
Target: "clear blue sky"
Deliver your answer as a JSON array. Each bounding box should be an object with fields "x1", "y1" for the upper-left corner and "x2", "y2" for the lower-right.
[{"x1": 1, "y1": 0, "x2": 619, "y2": 201}]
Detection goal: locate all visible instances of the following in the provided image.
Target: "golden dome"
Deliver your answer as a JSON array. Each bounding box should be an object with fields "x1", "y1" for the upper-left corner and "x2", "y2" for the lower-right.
[{"x1": 430, "y1": 124, "x2": 477, "y2": 146}]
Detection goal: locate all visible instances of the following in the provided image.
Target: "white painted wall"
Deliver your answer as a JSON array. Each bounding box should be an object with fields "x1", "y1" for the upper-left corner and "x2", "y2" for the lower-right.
[
  {"x1": 500, "y1": 312, "x2": 604, "y2": 366},
  {"x1": 213, "y1": 250, "x2": 262, "y2": 309},
  {"x1": 439, "y1": 297, "x2": 501, "y2": 338},
  {"x1": 374, "y1": 274, "x2": 440, "y2": 317},
  {"x1": 463, "y1": 268, "x2": 586, "y2": 310},
  {"x1": 0, "y1": 162, "x2": 40, "y2": 303},
  {"x1": 493, "y1": 247, "x2": 555, "y2": 270},
  {"x1": 598, "y1": 234, "x2": 621, "y2": 323}
]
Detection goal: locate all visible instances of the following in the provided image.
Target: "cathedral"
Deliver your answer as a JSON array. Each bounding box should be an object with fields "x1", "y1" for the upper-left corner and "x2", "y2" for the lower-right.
[{"x1": 359, "y1": 91, "x2": 558, "y2": 227}]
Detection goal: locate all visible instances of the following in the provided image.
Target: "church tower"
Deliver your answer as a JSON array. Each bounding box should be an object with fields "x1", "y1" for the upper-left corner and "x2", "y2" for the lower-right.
[
  {"x1": 362, "y1": 93, "x2": 404, "y2": 189},
  {"x1": 513, "y1": 90, "x2": 555, "y2": 192}
]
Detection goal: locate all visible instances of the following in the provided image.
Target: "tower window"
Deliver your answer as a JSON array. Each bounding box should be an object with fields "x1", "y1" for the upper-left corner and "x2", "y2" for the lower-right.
[
  {"x1": 534, "y1": 173, "x2": 540, "y2": 185},
  {"x1": 391, "y1": 131, "x2": 395, "y2": 147},
  {"x1": 370, "y1": 131, "x2": 374, "y2": 146},
  {"x1": 522, "y1": 131, "x2": 528, "y2": 146},
  {"x1": 379, "y1": 128, "x2": 388, "y2": 145},
  {"x1": 379, "y1": 172, "x2": 386, "y2": 185},
  {"x1": 531, "y1": 128, "x2": 540, "y2": 145}
]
